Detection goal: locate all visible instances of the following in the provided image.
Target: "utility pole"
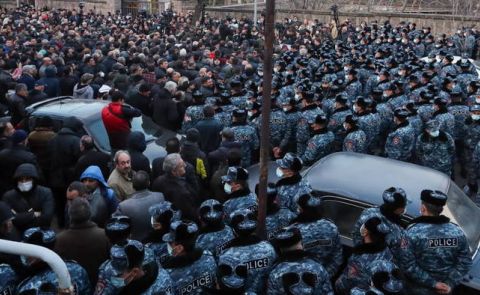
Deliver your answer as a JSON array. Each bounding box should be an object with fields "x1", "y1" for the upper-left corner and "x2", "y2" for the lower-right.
[
  {"x1": 256, "y1": 0, "x2": 274, "y2": 239},
  {"x1": 253, "y1": 0, "x2": 257, "y2": 26}
]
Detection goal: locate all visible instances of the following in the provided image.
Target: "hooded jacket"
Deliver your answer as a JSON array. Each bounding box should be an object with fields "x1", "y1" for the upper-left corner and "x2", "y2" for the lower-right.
[
  {"x1": 127, "y1": 131, "x2": 150, "y2": 174},
  {"x1": 80, "y1": 165, "x2": 118, "y2": 215},
  {"x1": 36, "y1": 67, "x2": 60, "y2": 98},
  {"x1": 2, "y1": 163, "x2": 54, "y2": 232},
  {"x1": 73, "y1": 83, "x2": 94, "y2": 100}
]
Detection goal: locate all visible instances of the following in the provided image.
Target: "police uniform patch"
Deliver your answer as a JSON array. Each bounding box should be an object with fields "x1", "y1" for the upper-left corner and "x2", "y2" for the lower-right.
[
  {"x1": 427, "y1": 237, "x2": 458, "y2": 248},
  {"x1": 245, "y1": 257, "x2": 270, "y2": 270},
  {"x1": 180, "y1": 272, "x2": 214, "y2": 295},
  {"x1": 0, "y1": 287, "x2": 13, "y2": 295},
  {"x1": 304, "y1": 239, "x2": 332, "y2": 250},
  {"x1": 393, "y1": 136, "x2": 401, "y2": 145},
  {"x1": 345, "y1": 140, "x2": 354, "y2": 150}
]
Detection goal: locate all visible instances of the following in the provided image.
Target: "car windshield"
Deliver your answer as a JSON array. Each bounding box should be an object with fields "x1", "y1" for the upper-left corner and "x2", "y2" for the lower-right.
[
  {"x1": 445, "y1": 184, "x2": 480, "y2": 253},
  {"x1": 87, "y1": 116, "x2": 161, "y2": 152}
]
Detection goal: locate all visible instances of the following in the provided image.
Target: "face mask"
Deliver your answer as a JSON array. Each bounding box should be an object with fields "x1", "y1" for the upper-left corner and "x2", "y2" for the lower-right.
[
  {"x1": 247, "y1": 111, "x2": 254, "y2": 117},
  {"x1": 476, "y1": 98, "x2": 480, "y2": 104},
  {"x1": 401, "y1": 208, "x2": 407, "y2": 215},
  {"x1": 359, "y1": 224, "x2": 366, "y2": 237},
  {"x1": 472, "y1": 115, "x2": 480, "y2": 121},
  {"x1": 343, "y1": 123, "x2": 349, "y2": 131},
  {"x1": 18, "y1": 181, "x2": 33, "y2": 192},
  {"x1": 429, "y1": 130, "x2": 440, "y2": 137},
  {"x1": 345, "y1": 75, "x2": 349, "y2": 81},
  {"x1": 111, "y1": 276, "x2": 126, "y2": 288},
  {"x1": 167, "y1": 243, "x2": 175, "y2": 255},
  {"x1": 276, "y1": 167, "x2": 284, "y2": 178},
  {"x1": 150, "y1": 216, "x2": 157, "y2": 227},
  {"x1": 353, "y1": 105, "x2": 359, "y2": 113},
  {"x1": 224, "y1": 183, "x2": 232, "y2": 194},
  {"x1": 20, "y1": 255, "x2": 29, "y2": 266},
  {"x1": 294, "y1": 94, "x2": 300, "y2": 101}
]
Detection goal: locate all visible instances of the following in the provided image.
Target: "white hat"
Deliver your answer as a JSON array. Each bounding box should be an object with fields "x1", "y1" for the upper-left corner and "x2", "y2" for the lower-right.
[{"x1": 99, "y1": 85, "x2": 112, "y2": 94}]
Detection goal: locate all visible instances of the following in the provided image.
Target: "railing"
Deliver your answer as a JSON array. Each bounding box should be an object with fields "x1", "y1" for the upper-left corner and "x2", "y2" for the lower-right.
[{"x1": 122, "y1": 0, "x2": 161, "y2": 15}]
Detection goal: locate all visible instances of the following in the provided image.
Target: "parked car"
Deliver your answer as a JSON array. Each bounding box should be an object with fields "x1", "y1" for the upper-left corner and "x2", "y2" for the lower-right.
[
  {"x1": 25, "y1": 97, "x2": 178, "y2": 162},
  {"x1": 248, "y1": 152, "x2": 480, "y2": 293},
  {"x1": 420, "y1": 55, "x2": 480, "y2": 77}
]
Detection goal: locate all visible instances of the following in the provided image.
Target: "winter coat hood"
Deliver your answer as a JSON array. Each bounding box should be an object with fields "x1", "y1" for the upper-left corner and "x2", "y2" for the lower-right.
[
  {"x1": 80, "y1": 165, "x2": 109, "y2": 188},
  {"x1": 127, "y1": 131, "x2": 147, "y2": 152},
  {"x1": 14, "y1": 163, "x2": 39, "y2": 180}
]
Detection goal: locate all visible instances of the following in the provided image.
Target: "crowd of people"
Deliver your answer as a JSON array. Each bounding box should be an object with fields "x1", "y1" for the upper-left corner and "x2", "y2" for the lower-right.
[{"x1": 0, "y1": 3, "x2": 478, "y2": 294}]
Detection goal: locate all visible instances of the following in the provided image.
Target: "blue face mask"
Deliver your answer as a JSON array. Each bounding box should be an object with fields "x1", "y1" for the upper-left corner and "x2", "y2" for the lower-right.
[{"x1": 111, "y1": 276, "x2": 126, "y2": 288}]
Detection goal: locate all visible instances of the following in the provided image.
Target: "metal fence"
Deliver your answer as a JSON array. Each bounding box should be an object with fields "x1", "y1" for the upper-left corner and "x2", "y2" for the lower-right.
[{"x1": 122, "y1": 0, "x2": 161, "y2": 15}]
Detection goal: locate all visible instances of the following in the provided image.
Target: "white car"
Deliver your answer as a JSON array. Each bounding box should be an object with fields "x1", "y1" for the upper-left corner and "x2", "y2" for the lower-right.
[{"x1": 421, "y1": 55, "x2": 480, "y2": 77}]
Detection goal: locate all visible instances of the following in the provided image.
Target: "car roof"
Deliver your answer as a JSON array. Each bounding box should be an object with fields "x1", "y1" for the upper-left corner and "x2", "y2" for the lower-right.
[
  {"x1": 28, "y1": 97, "x2": 108, "y2": 121},
  {"x1": 304, "y1": 152, "x2": 451, "y2": 214}
]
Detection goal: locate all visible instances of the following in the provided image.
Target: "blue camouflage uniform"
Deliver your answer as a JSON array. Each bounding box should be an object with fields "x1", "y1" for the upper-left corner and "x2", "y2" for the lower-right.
[
  {"x1": 182, "y1": 104, "x2": 204, "y2": 133},
  {"x1": 417, "y1": 103, "x2": 435, "y2": 123},
  {"x1": 296, "y1": 105, "x2": 325, "y2": 156},
  {"x1": 335, "y1": 242, "x2": 393, "y2": 294},
  {"x1": 275, "y1": 174, "x2": 313, "y2": 213},
  {"x1": 432, "y1": 110, "x2": 456, "y2": 138},
  {"x1": 343, "y1": 129, "x2": 368, "y2": 153},
  {"x1": 408, "y1": 113, "x2": 424, "y2": 137},
  {"x1": 439, "y1": 63, "x2": 458, "y2": 78},
  {"x1": 231, "y1": 122, "x2": 259, "y2": 167},
  {"x1": 196, "y1": 225, "x2": 235, "y2": 257},
  {"x1": 289, "y1": 219, "x2": 343, "y2": 277},
  {"x1": 18, "y1": 261, "x2": 91, "y2": 295},
  {"x1": 472, "y1": 142, "x2": 480, "y2": 206},
  {"x1": 356, "y1": 113, "x2": 380, "y2": 150},
  {"x1": 385, "y1": 121, "x2": 416, "y2": 161},
  {"x1": 388, "y1": 93, "x2": 409, "y2": 110},
  {"x1": 463, "y1": 117, "x2": 480, "y2": 186},
  {"x1": 0, "y1": 264, "x2": 18, "y2": 295},
  {"x1": 375, "y1": 102, "x2": 394, "y2": 134},
  {"x1": 223, "y1": 190, "x2": 258, "y2": 223},
  {"x1": 280, "y1": 108, "x2": 301, "y2": 153},
  {"x1": 95, "y1": 244, "x2": 173, "y2": 295},
  {"x1": 163, "y1": 249, "x2": 217, "y2": 295},
  {"x1": 214, "y1": 105, "x2": 236, "y2": 127},
  {"x1": 328, "y1": 107, "x2": 352, "y2": 151},
  {"x1": 267, "y1": 252, "x2": 333, "y2": 295},
  {"x1": 257, "y1": 107, "x2": 288, "y2": 148},
  {"x1": 345, "y1": 78, "x2": 363, "y2": 101},
  {"x1": 300, "y1": 129, "x2": 335, "y2": 165},
  {"x1": 416, "y1": 131, "x2": 455, "y2": 176},
  {"x1": 266, "y1": 208, "x2": 297, "y2": 240},
  {"x1": 220, "y1": 236, "x2": 277, "y2": 293},
  {"x1": 402, "y1": 214, "x2": 471, "y2": 294}
]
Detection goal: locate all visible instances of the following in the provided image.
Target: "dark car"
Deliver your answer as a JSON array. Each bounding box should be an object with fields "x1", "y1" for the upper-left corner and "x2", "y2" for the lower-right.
[
  {"x1": 25, "y1": 97, "x2": 178, "y2": 162},
  {"x1": 247, "y1": 152, "x2": 480, "y2": 293}
]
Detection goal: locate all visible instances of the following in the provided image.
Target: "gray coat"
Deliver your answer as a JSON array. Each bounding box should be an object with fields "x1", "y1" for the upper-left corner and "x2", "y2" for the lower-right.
[{"x1": 114, "y1": 189, "x2": 165, "y2": 241}]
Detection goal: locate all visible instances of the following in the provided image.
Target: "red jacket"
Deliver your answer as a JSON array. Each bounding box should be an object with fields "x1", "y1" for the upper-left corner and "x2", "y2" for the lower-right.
[{"x1": 101, "y1": 102, "x2": 130, "y2": 133}]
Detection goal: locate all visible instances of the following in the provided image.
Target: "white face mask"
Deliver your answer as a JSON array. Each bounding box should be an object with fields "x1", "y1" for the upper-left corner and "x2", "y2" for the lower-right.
[
  {"x1": 472, "y1": 115, "x2": 480, "y2": 121},
  {"x1": 476, "y1": 98, "x2": 480, "y2": 104},
  {"x1": 343, "y1": 123, "x2": 349, "y2": 131},
  {"x1": 283, "y1": 107, "x2": 289, "y2": 112},
  {"x1": 276, "y1": 167, "x2": 284, "y2": 178},
  {"x1": 294, "y1": 94, "x2": 300, "y2": 101},
  {"x1": 111, "y1": 276, "x2": 126, "y2": 288},
  {"x1": 247, "y1": 111, "x2": 254, "y2": 117},
  {"x1": 429, "y1": 130, "x2": 440, "y2": 137},
  {"x1": 18, "y1": 181, "x2": 33, "y2": 192},
  {"x1": 359, "y1": 224, "x2": 366, "y2": 237},
  {"x1": 224, "y1": 183, "x2": 232, "y2": 194},
  {"x1": 150, "y1": 216, "x2": 157, "y2": 227},
  {"x1": 401, "y1": 208, "x2": 407, "y2": 215}
]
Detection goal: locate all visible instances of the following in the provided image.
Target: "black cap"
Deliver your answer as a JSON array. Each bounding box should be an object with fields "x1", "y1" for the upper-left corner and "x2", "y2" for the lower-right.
[
  {"x1": 0, "y1": 201, "x2": 13, "y2": 224},
  {"x1": 393, "y1": 108, "x2": 410, "y2": 119},
  {"x1": 344, "y1": 114, "x2": 358, "y2": 126},
  {"x1": 272, "y1": 227, "x2": 302, "y2": 248},
  {"x1": 232, "y1": 109, "x2": 247, "y2": 118},
  {"x1": 222, "y1": 166, "x2": 249, "y2": 183},
  {"x1": 421, "y1": 190, "x2": 447, "y2": 206}
]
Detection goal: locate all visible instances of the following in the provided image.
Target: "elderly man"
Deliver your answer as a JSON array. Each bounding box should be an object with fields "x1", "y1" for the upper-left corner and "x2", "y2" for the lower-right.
[
  {"x1": 152, "y1": 153, "x2": 199, "y2": 222},
  {"x1": 114, "y1": 170, "x2": 164, "y2": 241},
  {"x1": 108, "y1": 150, "x2": 135, "y2": 201}
]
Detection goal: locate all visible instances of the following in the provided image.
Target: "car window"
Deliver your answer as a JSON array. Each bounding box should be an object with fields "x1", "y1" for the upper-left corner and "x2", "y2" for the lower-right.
[
  {"x1": 446, "y1": 184, "x2": 480, "y2": 253},
  {"x1": 316, "y1": 195, "x2": 367, "y2": 242},
  {"x1": 131, "y1": 116, "x2": 161, "y2": 141},
  {"x1": 86, "y1": 119, "x2": 111, "y2": 152}
]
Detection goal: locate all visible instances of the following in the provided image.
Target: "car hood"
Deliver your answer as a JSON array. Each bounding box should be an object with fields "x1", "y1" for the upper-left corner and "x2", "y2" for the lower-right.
[{"x1": 463, "y1": 250, "x2": 480, "y2": 290}]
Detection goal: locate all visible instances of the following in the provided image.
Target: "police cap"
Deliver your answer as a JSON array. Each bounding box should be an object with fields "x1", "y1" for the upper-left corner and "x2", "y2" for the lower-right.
[{"x1": 421, "y1": 189, "x2": 447, "y2": 206}]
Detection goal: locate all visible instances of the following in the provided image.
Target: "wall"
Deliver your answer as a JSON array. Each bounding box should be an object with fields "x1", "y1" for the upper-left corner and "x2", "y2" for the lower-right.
[
  {"x1": 205, "y1": 6, "x2": 480, "y2": 34},
  {"x1": 33, "y1": 0, "x2": 120, "y2": 14}
]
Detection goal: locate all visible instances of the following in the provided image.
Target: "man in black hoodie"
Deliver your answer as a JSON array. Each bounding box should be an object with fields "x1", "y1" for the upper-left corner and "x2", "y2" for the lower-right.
[
  {"x1": 127, "y1": 131, "x2": 151, "y2": 175},
  {"x1": 2, "y1": 163, "x2": 54, "y2": 233}
]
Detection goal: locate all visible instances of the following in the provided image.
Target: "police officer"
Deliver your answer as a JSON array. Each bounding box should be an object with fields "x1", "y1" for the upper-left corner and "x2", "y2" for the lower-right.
[
  {"x1": 144, "y1": 202, "x2": 181, "y2": 265},
  {"x1": 182, "y1": 90, "x2": 205, "y2": 133},
  {"x1": 214, "y1": 91, "x2": 236, "y2": 127},
  {"x1": 220, "y1": 209, "x2": 277, "y2": 293},
  {"x1": 0, "y1": 263, "x2": 17, "y2": 295},
  {"x1": 162, "y1": 220, "x2": 217, "y2": 294},
  {"x1": 275, "y1": 153, "x2": 312, "y2": 212},
  {"x1": 415, "y1": 119, "x2": 455, "y2": 176},
  {"x1": 343, "y1": 115, "x2": 368, "y2": 153},
  {"x1": 402, "y1": 190, "x2": 471, "y2": 294},
  {"x1": 275, "y1": 96, "x2": 301, "y2": 156},
  {"x1": 350, "y1": 260, "x2": 405, "y2": 295},
  {"x1": 290, "y1": 193, "x2": 343, "y2": 277},
  {"x1": 328, "y1": 94, "x2": 352, "y2": 152},
  {"x1": 301, "y1": 114, "x2": 335, "y2": 165},
  {"x1": 257, "y1": 96, "x2": 288, "y2": 150},
  {"x1": 296, "y1": 91, "x2": 324, "y2": 156},
  {"x1": 196, "y1": 199, "x2": 235, "y2": 257},
  {"x1": 230, "y1": 109, "x2": 259, "y2": 167},
  {"x1": 352, "y1": 187, "x2": 409, "y2": 260},
  {"x1": 95, "y1": 239, "x2": 174, "y2": 294},
  {"x1": 439, "y1": 54, "x2": 458, "y2": 78},
  {"x1": 345, "y1": 69, "x2": 363, "y2": 101},
  {"x1": 463, "y1": 104, "x2": 480, "y2": 197},
  {"x1": 353, "y1": 96, "x2": 379, "y2": 151},
  {"x1": 17, "y1": 227, "x2": 91, "y2": 295},
  {"x1": 385, "y1": 108, "x2": 415, "y2": 161},
  {"x1": 267, "y1": 227, "x2": 333, "y2": 295},
  {"x1": 204, "y1": 254, "x2": 255, "y2": 294},
  {"x1": 432, "y1": 97, "x2": 455, "y2": 138},
  {"x1": 336, "y1": 217, "x2": 393, "y2": 294},
  {"x1": 221, "y1": 166, "x2": 258, "y2": 219},
  {"x1": 416, "y1": 91, "x2": 435, "y2": 123},
  {"x1": 260, "y1": 183, "x2": 297, "y2": 240}
]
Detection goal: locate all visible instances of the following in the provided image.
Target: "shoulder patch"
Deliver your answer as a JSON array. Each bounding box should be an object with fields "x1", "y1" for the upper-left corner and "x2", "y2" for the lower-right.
[{"x1": 392, "y1": 136, "x2": 401, "y2": 145}]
